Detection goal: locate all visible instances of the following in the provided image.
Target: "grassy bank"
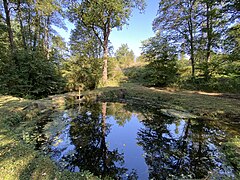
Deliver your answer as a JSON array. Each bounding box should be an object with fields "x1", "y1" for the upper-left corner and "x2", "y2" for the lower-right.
[
  {"x1": 0, "y1": 96, "x2": 96, "y2": 180},
  {"x1": 0, "y1": 83, "x2": 240, "y2": 179},
  {"x1": 87, "y1": 83, "x2": 240, "y2": 120}
]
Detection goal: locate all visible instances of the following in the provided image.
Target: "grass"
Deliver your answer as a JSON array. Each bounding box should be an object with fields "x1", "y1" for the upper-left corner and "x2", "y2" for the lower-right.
[
  {"x1": 222, "y1": 136, "x2": 240, "y2": 175},
  {"x1": 0, "y1": 82, "x2": 240, "y2": 180},
  {"x1": 0, "y1": 96, "x2": 97, "y2": 180},
  {"x1": 86, "y1": 82, "x2": 240, "y2": 120}
]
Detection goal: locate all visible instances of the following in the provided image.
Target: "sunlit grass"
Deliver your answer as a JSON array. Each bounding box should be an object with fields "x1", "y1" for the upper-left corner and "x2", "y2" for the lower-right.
[{"x1": 88, "y1": 82, "x2": 240, "y2": 119}]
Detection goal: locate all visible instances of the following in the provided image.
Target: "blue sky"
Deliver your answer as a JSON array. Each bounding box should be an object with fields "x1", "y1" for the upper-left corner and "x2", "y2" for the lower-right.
[
  {"x1": 110, "y1": 0, "x2": 159, "y2": 56},
  {"x1": 55, "y1": 0, "x2": 159, "y2": 57}
]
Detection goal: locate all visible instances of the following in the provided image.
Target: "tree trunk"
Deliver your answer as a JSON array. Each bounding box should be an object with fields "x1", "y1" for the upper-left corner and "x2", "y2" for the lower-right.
[
  {"x1": 33, "y1": 11, "x2": 39, "y2": 52},
  {"x1": 102, "y1": 39, "x2": 108, "y2": 85},
  {"x1": 189, "y1": 21, "x2": 195, "y2": 78},
  {"x1": 3, "y1": 0, "x2": 15, "y2": 53},
  {"x1": 27, "y1": 3, "x2": 32, "y2": 47},
  {"x1": 205, "y1": 1, "x2": 212, "y2": 80},
  {"x1": 45, "y1": 16, "x2": 50, "y2": 60},
  {"x1": 189, "y1": 0, "x2": 195, "y2": 78},
  {"x1": 17, "y1": 0, "x2": 27, "y2": 50},
  {"x1": 101, "y1": 102, "x2": 108, "y2": 172},
  {"x1": 102, "y1": 33, "x2": 109, "y2": 85}
]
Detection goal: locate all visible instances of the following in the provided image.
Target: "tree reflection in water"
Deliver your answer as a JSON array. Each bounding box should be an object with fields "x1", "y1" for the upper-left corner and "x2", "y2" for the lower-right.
[
  {"x1": 67, "y1": 102, "x2": 137, "y2": 179},
  {"x1": 137, "y1": 111, "x2": 234, "y2": 179},
  {"x1": 42, "y1": 101, "x2": 237, "y2": 179},
  {"x1": 67, "y1": 102, "x2": 120, "y2": 177}
]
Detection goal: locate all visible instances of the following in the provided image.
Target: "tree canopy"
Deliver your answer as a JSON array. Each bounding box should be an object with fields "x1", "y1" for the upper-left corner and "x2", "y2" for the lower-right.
[{"x1": 68, "y1": 0, "x2": 145, "y2": 85}]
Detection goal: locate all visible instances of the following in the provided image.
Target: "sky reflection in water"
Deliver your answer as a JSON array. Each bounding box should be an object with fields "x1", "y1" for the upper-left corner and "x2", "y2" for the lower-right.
[{"x1": 38, "y1": 102, "x2": 238, "y2": 179}]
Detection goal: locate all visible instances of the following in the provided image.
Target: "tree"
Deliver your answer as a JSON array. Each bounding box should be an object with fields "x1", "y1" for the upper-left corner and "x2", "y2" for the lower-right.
[
  {"x1": 3, "y1": 0, "x2": 15, "y2": 53},
  {"x1": 223, "y1": 24, "x2": 240, "y2": 60},
  {"x1": 153, "y1": 0, "x2": 237, "y2": 81},
  {"x1": 198, "y1": 0, "x2": 224, "y2": 80},
  {"x1": 62, "y1": 22, "x2": 103, "y2": 90},
  {"x1": 115, "y1": 43, "x2": 135, "y2": 68},
  {"x1": 192, "y1": 0, "x2": 233, "y2": 80},
  {"x1": 153, "y1": 0, "x2": 201, "y2": 78},
  {"x1": 70, "y1": 22, "x2": 102, "y2": 58},
  {"x1": 0, "y1": 0, "x2": 67, "y2": 98},
  {"x1": 68, "y1": 0, "x2": 145, "y2": 85},
  {"x1": 141, "y1": 33, "x2": 178, "y2": 86}
]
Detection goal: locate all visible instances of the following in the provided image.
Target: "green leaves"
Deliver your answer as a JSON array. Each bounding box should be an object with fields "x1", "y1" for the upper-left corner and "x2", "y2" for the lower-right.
[
  {"x1": 62, "y1": 55, "x2": 102, "y2": 91},
  {"x1": 141, "y1": 33, "x2": 178, "y2": 86},
  {"x1": 68, "y1": 0, "x2": 145, "y2": 84},
  {"x1": 115, "y1": 44, "x2": 135, "y2": 68}
]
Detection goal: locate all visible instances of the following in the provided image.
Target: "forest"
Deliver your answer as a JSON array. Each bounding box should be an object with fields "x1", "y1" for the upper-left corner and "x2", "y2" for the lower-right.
[
  {"x1": 0, "y1": 0, "x2": 239, "y2": 98},
  {"x1": 0, "y1": 0, "x2": 240, "y2": 179}
]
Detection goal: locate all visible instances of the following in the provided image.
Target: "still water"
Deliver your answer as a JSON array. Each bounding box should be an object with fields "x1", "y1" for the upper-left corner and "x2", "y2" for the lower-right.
[{"x1": 37, "y1": 101, "x2": 239, "y2": 179}]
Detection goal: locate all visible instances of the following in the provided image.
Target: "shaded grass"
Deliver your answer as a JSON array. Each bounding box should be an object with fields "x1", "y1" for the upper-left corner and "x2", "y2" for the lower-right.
[
  {"x1": 0, "y1": 96, "x2": 97, "y2": 180},
  {"x1": 222, "y1": 137, "x2": 240, "y2": 176}
]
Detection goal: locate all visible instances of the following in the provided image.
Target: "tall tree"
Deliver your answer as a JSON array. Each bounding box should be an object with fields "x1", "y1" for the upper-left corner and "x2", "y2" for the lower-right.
[
  {"x1": 0, "y1": 0, "x2": 67, "y2": 97},
  {"x1": 153, "y1": 0, "x2": 201, "y2": 78},
  {"x1": 70, "y1": 22, "x2": 102, "y2": 58},
  {"x1": 63, "y1": 22, "x2": 102, "y2": 90},
  {"x1": 198, "y1": 0, "x2": 228, "y2": 80},
  {"x1": 3, "y1": 0, "x2": 15, "y2": 54},
  {"x1": 68, "y1": 0, "x2": 145, "y2": 85}
]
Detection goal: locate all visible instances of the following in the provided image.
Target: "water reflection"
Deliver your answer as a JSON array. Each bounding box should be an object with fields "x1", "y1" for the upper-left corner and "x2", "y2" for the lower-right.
[
  {"x1": 137, "y1": 117, "x2": 234, "y2": 179},
  {"x1": 68, "y1": 102, "x2": 130, "y2": 178},
  {"x1": 37, "y1": 101, "x2": 239, "y2": 179}
]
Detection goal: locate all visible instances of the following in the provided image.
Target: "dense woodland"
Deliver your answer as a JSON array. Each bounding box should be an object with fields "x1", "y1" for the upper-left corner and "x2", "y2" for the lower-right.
[{"x1": 0, "y1": 0, "x2": 239, "y2": 99}]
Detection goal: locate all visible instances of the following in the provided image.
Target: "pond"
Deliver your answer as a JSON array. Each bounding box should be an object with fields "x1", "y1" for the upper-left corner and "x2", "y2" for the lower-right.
[{"x1": 35, "y1": 101, "x2": 240, "y2": 179}]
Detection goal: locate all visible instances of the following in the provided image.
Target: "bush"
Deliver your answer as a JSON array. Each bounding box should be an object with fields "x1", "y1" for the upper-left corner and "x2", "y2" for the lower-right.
[
  {"x1": 3, "y1": 112, "x2": 24, "y2": 127},
  {"x1": 0, "y1": 50, "x2": 65, "y2": 99},
  {"x1": 179, "y1": 75, "x2": 240, "y2": 93}
]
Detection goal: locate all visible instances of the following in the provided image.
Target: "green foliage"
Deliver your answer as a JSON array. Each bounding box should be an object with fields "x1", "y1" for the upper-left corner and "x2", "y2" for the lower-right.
[
  {"x1": 141, "y1": 33, "x2": 178, "y2": 86},
  {"x1": 115, "y1": 44, "x2": 135, "y2": 68},
  {"x1": 62, "y1": 55, "x2": 102, "y2": 91},
  {"x1": 177, "y1": 51, "x2": 240, "y2": 93},
  {"x1": 68, "y1": 0, "x2": 145, "y2": 31},
  {"x1": 3, "y1": 112, "x2": 24, "y2": 127},
  {"x1": 68, "y1": 0, "x2": 145, "y2": 84},
  {"x1": 107, "y1": 57, "x2": 125, "y2": 84},
  {"x1": 0, "y1": 50, "x2": 65, "y2": 98},
  {"x1": 180, "y1": 76, "x2": 240, "y2": 93},
  {"x1": 152, "y1": 0, "x2": 239, "y2": 84},
  {"x1": 124, "y1": 65, "x2": 150, "y2": 84},
  {"x1": 148, "y1": 0, "x2": 240, "y2": 92},
  {"x1": 0, "y1": 0, "x2": 67, "y2": 98},
  {"x1": 223, "y1": 24, "x2": 240, "y2": 61}
]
